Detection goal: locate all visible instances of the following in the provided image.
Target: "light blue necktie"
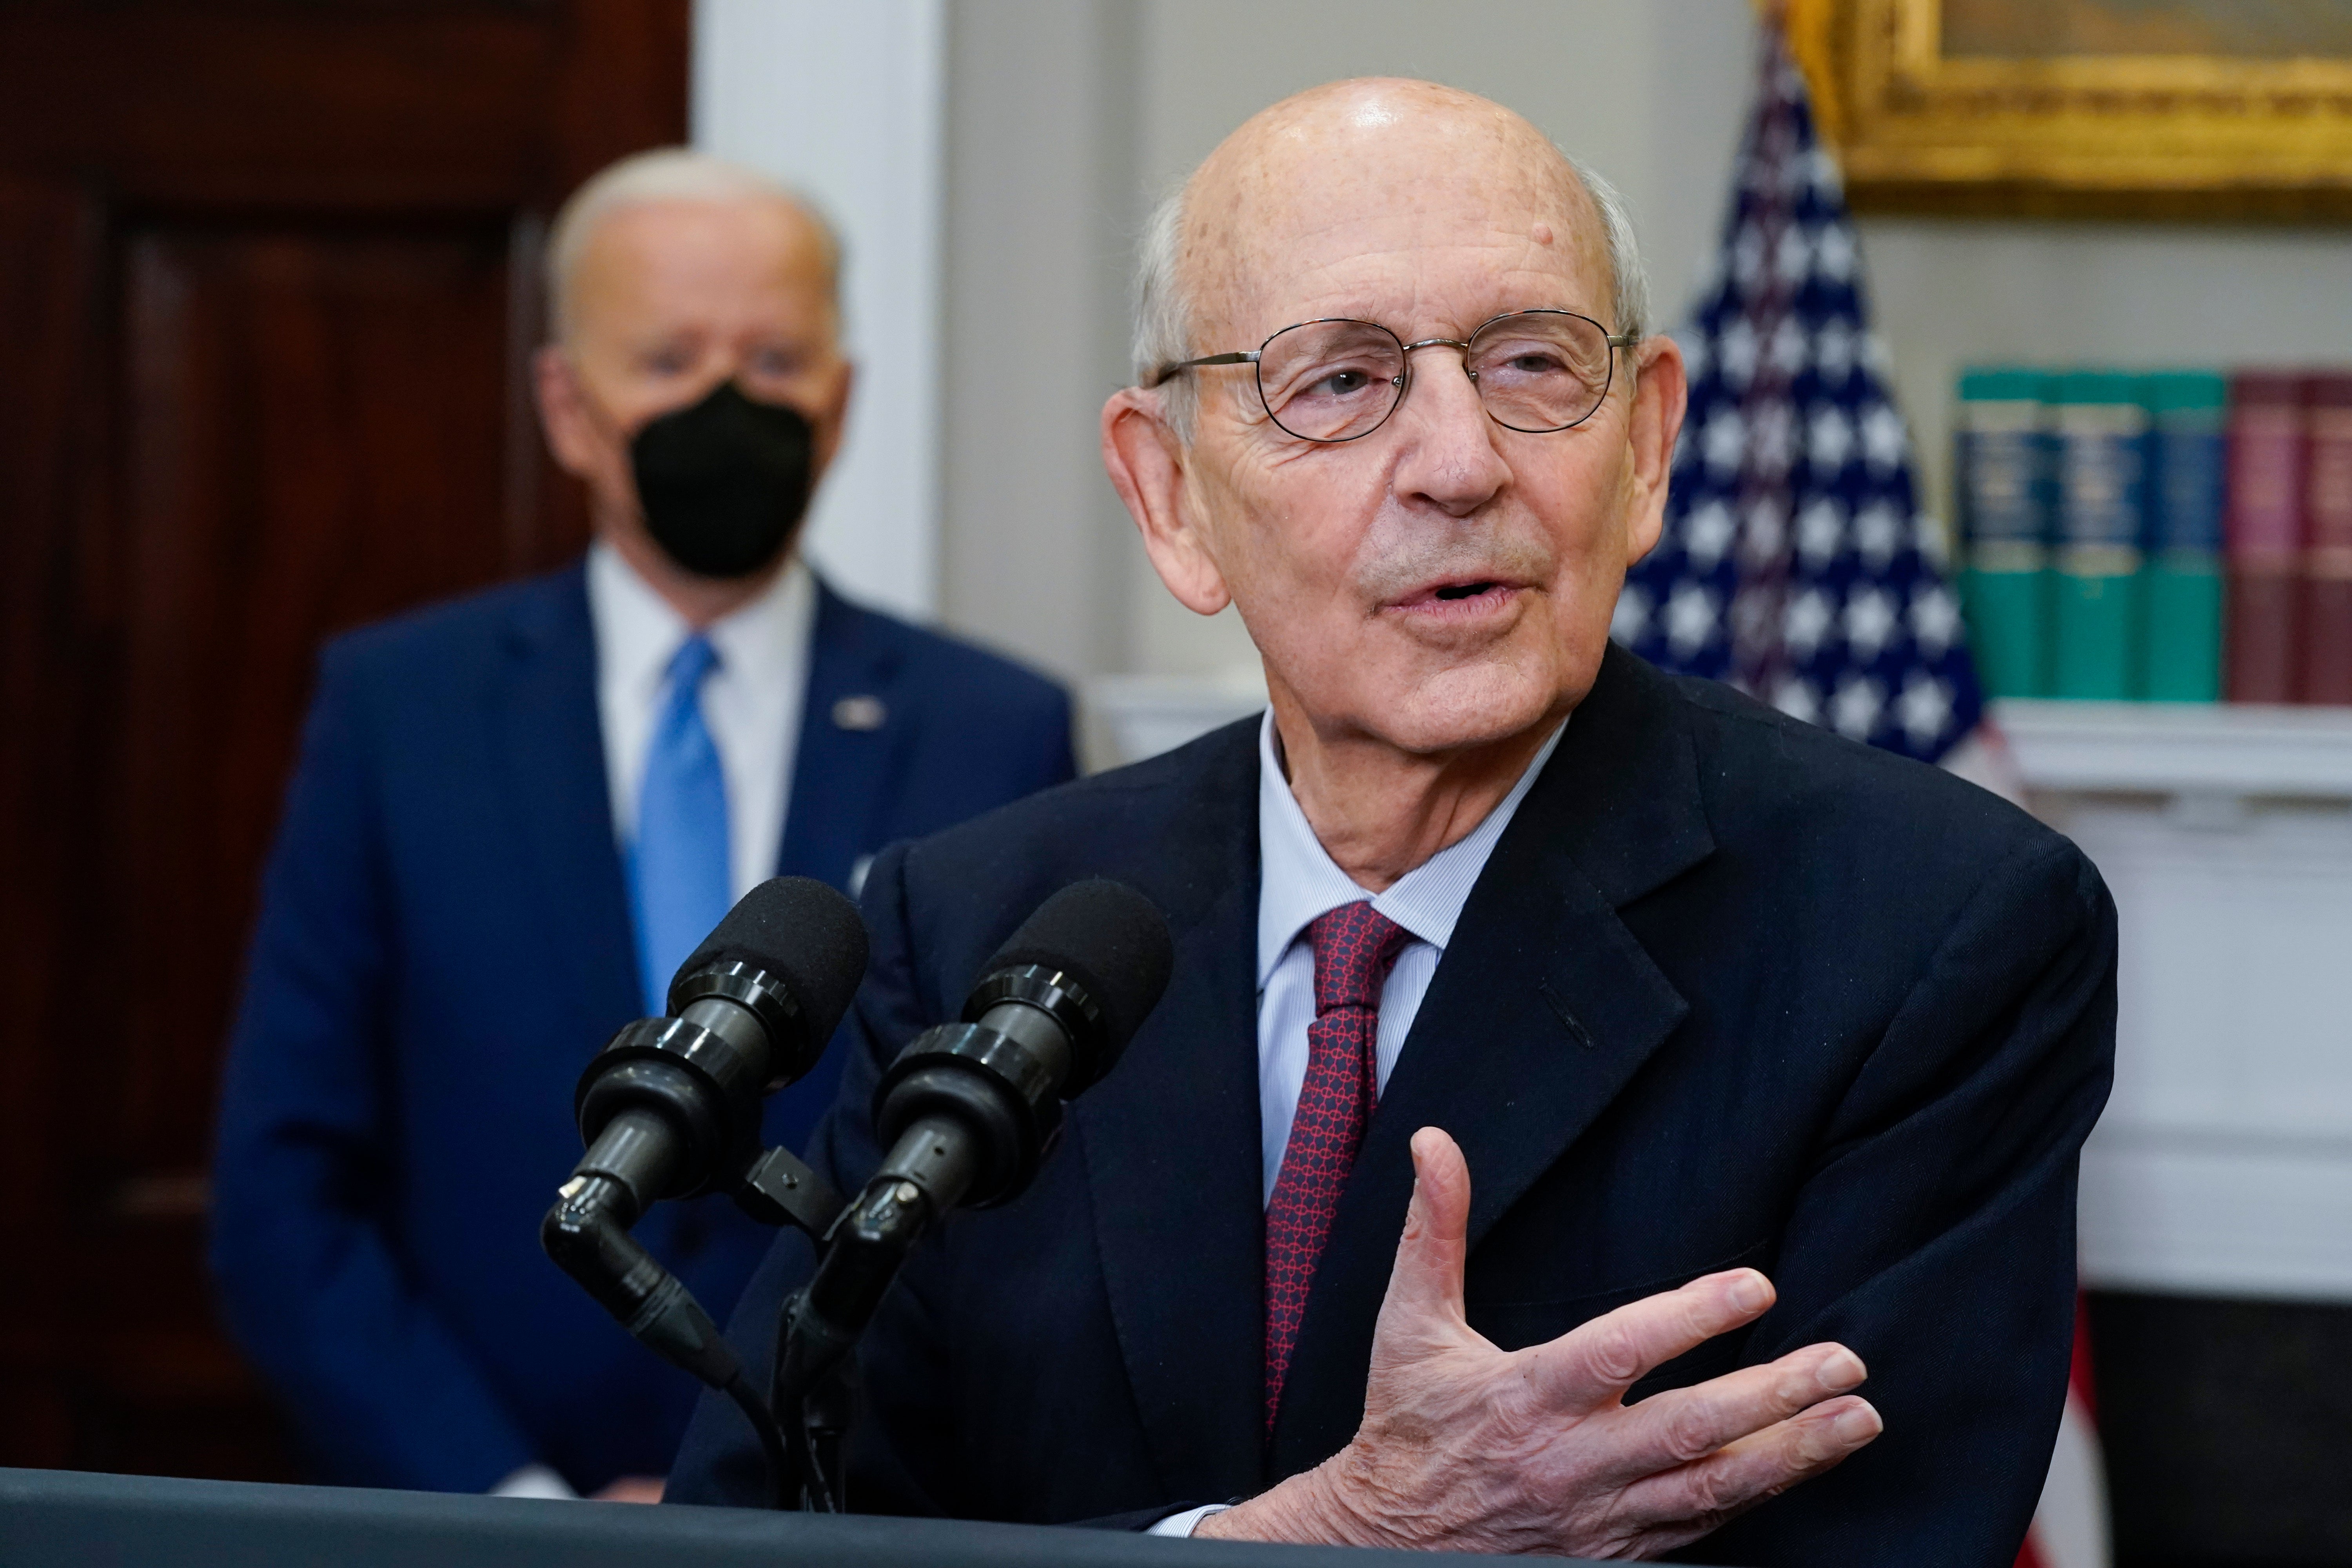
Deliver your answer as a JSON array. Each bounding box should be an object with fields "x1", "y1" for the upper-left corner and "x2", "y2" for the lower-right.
[{"x1": 628, "y1": 634, "x2": 731, "y2": 1017}]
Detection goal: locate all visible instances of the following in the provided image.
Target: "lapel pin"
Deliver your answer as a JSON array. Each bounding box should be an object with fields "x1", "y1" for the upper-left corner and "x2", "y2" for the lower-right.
[{"x1": 832, "y1": 694, "x2": 887, "y2": 732}]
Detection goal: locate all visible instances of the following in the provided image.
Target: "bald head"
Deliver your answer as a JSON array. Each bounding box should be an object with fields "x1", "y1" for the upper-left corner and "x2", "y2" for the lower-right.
[
  {"x1": 545, "y1": 148, "x2": 841, "y2": 347},
  {"x1": 1134, "y1": 79, "x2": 1646, "y2": 429}
]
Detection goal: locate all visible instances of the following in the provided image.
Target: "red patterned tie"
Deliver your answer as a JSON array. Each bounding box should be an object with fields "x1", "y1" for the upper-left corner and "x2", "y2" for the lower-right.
[{"x1": 1263, "y1": 900, "x2": 1412, "y2": 1430}]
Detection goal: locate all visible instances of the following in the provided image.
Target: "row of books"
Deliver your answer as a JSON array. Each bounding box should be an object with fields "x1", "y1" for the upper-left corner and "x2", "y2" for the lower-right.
[{"x1": 1955, "y1": 366, "x2": 2352, "y2": 704}]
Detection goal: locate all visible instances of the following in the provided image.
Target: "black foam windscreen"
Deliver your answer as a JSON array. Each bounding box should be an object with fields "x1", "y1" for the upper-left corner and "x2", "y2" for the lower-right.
[
  {"x1": 670, "y1": 875, "x2": 869, "y2": 1045},
  {"x1": 982, "y1": 879, "x2": 1174, "y2": 1061}
]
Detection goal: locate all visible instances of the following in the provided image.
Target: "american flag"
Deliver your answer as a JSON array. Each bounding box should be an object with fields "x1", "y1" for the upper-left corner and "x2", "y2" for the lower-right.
[
  {"x1": 1611, "y1": 25, "x2": 1982, "y2": 766},
  {"x1": 1615, "y1": 25, "x2": 2106, "y2": 1568}
]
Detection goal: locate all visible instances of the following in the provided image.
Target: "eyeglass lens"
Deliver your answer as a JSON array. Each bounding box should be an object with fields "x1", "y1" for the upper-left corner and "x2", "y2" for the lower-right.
[{"x1": 1254, "y1": 311, "x2": 1615, "y2": 443}]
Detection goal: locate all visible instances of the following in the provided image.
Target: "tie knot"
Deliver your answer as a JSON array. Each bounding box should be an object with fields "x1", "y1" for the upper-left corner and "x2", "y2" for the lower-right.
[
  {"x1": 667, "y1": 633, "x2": 720, "y2": 691},
  {"x1": 1304, "y1": 901, "x2": 1410, "y2": 1016}
]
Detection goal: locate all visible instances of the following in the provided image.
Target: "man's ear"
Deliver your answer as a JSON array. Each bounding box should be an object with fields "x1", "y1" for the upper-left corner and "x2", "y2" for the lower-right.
[
  {"x1": 1622, "y1": 335, "x2": 1688, "y2": 564},
  {"x1": 1101, "y1": 387, "x2": 1231, "y2": 616},
  {"x1": 533, "y1": 345, "x2": 603, "y2": 482}
]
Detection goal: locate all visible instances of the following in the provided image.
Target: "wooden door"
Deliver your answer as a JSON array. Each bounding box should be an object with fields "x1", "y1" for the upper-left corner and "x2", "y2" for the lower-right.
[{"x1": 0, "y1": 1, "x2": 687, "y2": 1480}]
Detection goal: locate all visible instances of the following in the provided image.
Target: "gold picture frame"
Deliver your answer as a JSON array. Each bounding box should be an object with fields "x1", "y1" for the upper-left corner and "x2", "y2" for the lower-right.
[{"x1": 1786, "y1": 0, "x2": 2352, "y2": 220}]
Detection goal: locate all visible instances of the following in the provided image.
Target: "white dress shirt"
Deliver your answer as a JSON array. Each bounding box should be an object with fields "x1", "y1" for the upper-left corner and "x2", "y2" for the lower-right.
[
  {"x1": 1151, "y1": 710, "x2": 1568, "y2": 1536},
  {"x1": 585, "y1": 542, "x2": 816, "y2": 900},
  {"x1": 492, "y1": 550, "x2": 813, "y2": 1501},
  {"x1": 1253, "y1": 709, "x2": 1568, "y2": 1202}
]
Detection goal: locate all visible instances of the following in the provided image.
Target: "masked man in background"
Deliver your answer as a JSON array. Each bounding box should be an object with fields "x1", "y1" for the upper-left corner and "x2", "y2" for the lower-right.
[{"x1": 210, "y1": 151, "x2": 1075, "y2": 1501}]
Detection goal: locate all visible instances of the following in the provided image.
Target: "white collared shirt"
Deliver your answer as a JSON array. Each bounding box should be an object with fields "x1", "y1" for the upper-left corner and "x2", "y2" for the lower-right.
[
  {"x1": 585, "y1": 542, "x2": 816, "y2": 901},
  {"x1": 1149, "y1": 711, "x2": 1568, "y2": 1537},
  {"x1": 1253, "y1": 710, "x2": 1568, "y2": 1204}
]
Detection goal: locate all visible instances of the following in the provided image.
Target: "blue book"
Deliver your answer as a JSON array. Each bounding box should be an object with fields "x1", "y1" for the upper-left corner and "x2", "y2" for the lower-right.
[
  {"x1": 1956, "y1": 367, "x2": 2052, "y2": 698},
  {"x1": 2050, "y1": 370, "x2": 2147, "y2": 699},
  {"x1": 2140, "y1": 371, "x2": 2227, "y2": 702}
]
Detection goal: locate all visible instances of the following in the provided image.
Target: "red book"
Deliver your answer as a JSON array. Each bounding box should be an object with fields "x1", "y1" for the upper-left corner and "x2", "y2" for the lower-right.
[
  {"x1": 2225, "y1": 371, "x2": 2307, "y2": 704},
  {"x1": 2303, "y1": 373, "x2": 2352, "y2": 704}
]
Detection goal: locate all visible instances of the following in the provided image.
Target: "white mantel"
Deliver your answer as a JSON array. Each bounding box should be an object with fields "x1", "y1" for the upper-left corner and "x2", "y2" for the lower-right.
[{"x1": 2000, "y1": 699, "x2": 2352, "y2": 1304}]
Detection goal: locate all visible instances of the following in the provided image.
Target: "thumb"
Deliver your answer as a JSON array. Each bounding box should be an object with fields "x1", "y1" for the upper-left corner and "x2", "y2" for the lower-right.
[{"x1": 1370, "y1": 1127, "x2": 1475, "y2": 1360}]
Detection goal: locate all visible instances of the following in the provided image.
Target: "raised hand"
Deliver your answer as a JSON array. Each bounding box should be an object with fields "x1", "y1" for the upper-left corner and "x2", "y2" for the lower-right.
[{"x1": 1200, "y1": 1127, "x2": 1880, "y2": 1556}]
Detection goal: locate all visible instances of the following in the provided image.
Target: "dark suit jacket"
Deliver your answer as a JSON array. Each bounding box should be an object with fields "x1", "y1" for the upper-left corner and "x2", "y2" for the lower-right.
[
  {"x1": 208, "y1": 561, "x2": 1076, "y2": 1495},
  {"x1": 667, "y1": 645, "x2": 2115, "y2": 1568}
]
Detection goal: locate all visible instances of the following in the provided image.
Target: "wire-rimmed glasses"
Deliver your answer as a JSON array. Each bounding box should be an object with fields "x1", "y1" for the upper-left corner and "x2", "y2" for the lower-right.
[{"x1": 1147, "y1": 309, "x2": 1636, "y2": 443}]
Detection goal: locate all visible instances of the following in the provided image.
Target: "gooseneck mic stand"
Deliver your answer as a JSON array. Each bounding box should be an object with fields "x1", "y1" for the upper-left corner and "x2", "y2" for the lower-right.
[
  {"x1": 768, "y1": 880, "x2": 1175, "y2": 1514},
  {"x1": 541, "y1": 877, "x2": 867, "y2": 1511}
]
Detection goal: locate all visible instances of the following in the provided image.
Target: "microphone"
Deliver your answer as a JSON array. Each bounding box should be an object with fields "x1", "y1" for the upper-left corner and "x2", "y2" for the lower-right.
[
  {"x1": 774, "y1": 878, "x2": 1172, "y2": 1501},
  {"x1": 542, "y1": 876, "x2": 866, "y2": 1408}
]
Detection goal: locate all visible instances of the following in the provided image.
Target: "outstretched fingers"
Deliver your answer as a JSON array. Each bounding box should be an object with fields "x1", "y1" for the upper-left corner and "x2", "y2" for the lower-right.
[
  {"x1": 1522, "y1": 1269, "x2": 1780, "y2": 1414},
  {"x1": 1598, "y1": 1343, "x2": 1869, "y2": 1483},
  {"x1": 1606, "y1": 1391, "x2": 1883, "y2": 1549}
]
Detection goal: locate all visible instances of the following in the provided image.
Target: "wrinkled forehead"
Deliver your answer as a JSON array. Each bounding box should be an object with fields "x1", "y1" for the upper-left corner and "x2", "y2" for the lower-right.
[{"x1": 1186, "y1": 122, "x2": 1610, "y2": 347}]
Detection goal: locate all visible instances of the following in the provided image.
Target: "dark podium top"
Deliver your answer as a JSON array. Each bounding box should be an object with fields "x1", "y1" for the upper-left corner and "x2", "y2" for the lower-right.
[{"x1": 0, "y1": 1467, "x2": 1459, "y2": 1568}]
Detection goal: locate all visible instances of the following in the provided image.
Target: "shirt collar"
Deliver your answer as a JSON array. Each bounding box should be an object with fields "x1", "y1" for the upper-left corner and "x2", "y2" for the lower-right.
[
  {"x1": 587, "y1": 540, "x2": 815, "y2": 700},
  {"x1": 1254, "y1": 709, "x2": 1568, "y2": 989}
]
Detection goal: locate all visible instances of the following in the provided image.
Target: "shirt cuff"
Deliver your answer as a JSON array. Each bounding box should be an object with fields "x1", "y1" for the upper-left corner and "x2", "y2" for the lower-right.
[
  {"x1": 1147, "y1": 1503, "x2": 1233, "y2": 1537},
  {"x1": 490, "y1": 1464, "x2": 579, "y2": 1500}
]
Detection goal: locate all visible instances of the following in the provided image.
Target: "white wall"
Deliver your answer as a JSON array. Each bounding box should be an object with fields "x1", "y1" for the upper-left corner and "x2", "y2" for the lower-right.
[{"x1": 693, "y1": 0, "x2": 945, "y2": 621}]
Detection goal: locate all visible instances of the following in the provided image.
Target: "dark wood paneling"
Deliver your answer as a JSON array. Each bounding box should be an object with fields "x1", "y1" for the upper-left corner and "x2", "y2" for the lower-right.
[
  {"x1": 2092, "y1": 1290, "x2": 2352, "y2": 1568},
  {"x1": 0, "y1": 0, "x2": 686, "y2": 1481}
]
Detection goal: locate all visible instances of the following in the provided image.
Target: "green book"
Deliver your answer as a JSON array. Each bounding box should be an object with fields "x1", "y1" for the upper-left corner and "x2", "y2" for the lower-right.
[
  {"x1": 2050, "y1": 369, "x2": 2146, "y2": 700},
  {"x1": 2140, "y1": 370, "x2": 2227, "y2": 702},
  {"x1": 1955, "y1": 367, "x2": 2053, "y2": 698}
]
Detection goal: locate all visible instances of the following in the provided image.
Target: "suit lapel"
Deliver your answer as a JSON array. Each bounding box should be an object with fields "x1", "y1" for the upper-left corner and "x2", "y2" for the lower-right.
[
  {"x1": 496, "y1": 565, "x2": 640, "y2": 1031},
  {"x1": 1270, "y1": 647, "x2": 1717, "y2": 1474},
  {"x1": 777, "y1": 580, "x2": 902, "y2": 892},
  {"x1": 1069, "y1": 722, "x2": 1269, "y2": 1500}
]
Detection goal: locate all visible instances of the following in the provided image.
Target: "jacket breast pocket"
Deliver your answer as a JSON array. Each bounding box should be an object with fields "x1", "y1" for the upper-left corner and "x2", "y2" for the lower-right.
[{"x1": 1465, "y1": 1235, "x2": 1775, "y2": 1404}]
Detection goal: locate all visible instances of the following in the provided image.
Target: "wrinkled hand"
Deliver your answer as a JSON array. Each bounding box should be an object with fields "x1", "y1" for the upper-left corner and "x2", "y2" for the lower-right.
[{"x1": 1200, "y1": 1127, "x2": 1879, "y2": 1557}]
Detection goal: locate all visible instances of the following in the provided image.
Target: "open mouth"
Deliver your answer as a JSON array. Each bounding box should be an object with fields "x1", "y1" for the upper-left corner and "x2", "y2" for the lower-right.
[{"x1": 1432, "y1": 581, "x2": 1500, "y2": 601}]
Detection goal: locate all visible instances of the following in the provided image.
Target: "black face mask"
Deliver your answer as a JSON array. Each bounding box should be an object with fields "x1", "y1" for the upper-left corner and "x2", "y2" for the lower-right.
[{"x1": 629, "y1": 381, "x2": 817, "y2": 579}]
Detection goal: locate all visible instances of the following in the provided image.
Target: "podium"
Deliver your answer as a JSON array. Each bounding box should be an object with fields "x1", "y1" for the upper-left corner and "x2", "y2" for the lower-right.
[{"x1": 0, "y1": 1466, "x2": 1429, "y2": 1566}]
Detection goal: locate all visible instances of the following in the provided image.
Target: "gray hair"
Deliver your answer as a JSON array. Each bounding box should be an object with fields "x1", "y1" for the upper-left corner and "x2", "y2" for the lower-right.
[
  {"x1": 543, "y1": 147, "x2": 842, "y2": 341},
  {"x1": 1132, "y1": 149, "x2": 1650, "y2": 442}
]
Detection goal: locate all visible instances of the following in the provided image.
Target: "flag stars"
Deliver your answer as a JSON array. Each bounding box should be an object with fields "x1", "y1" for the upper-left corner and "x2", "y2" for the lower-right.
[
  {"x1": 1809, "y1": 404, "x2": 1854, "y2": 475},
  {"x1": 1774, "y1": 225, "x2": 1813, "y2": 284},
  {"x1": 1785, "y1": 588, "x2": 1837, "y2": 656},
  {"x1": 1610, "y1": 584, "x2": 1651, "y2": 645},
  {"x1": 1853, "y1": 501, "x2": 1903, "y2": 568},
  {"x1": 1844, "y1": 588, "x2": 1900, "y2": 660},
  {"x1": 1719, "y1": 318, "x2": 1759, "y2": 389},
  {"x1": 1774, "y1": 677, "x2": 1822, "y2": 724},
  {"x1": 1897, "y1": 673, "x2": 1955, "y2": 747},
  {"x1": 1703, "y1": 409, "x2": 1747, "y2": 477},
  {"x1": 1769, "y1": 316, "x2": 1810, "y2": 377},
  {"x1": 1684, "y1": 500, "x2": 1738, "y2": 568},
  {"x1": 1861, "y1": 401, "x2": 1908, "y2": 471},
  {"x1": 1665, "y1": 583, "x2": 1720, "y2": 657},
  {"x1": 1831, "y1": 675, "x2": 1884, "y2": 739},
  {"x1": 1813, "y1": 319, "x2": 1856, "y2": 383},
  {"x1": 1911, "y1": 584, "x2": 1962, "y2": 653},
  {"x1": 1796, "y1": 497, "x2": 1847, "y2": 567}
]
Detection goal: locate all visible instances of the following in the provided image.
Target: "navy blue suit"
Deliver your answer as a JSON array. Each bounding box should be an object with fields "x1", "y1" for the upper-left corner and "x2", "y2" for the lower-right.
[
  {"x1": 670, "y1": 646, "x2": 2115, "y2": 1568},
  {"x1": 209, "y1": 561, "x2": 1074, "y2": 1495}
]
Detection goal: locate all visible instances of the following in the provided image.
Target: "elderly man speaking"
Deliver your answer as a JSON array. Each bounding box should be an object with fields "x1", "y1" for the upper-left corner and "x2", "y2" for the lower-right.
[{"x1": 671, "y1": 80, "x2": 2114, "y2": 1565}]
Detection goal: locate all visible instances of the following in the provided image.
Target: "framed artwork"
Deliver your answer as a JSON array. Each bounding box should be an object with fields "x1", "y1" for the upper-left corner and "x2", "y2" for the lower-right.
[{"x1": 1786, "y1": 0, "x2": 2352, "y2": 219}]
